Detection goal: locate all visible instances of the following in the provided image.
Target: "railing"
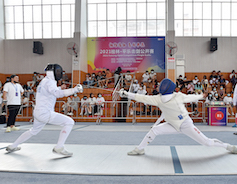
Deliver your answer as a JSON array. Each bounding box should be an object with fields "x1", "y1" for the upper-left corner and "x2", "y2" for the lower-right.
[{"x1": 3, "y1": 99, "x2": 234, "y2": 125}]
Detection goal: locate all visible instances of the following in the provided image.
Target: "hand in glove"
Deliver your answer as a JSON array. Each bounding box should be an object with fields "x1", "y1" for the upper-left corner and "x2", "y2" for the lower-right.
[
  {"x1": 119, "y1": 88, "x2": 128, "y2": 98},
  {"x1": 74, "y1": 84, "x2": 83, "y2": 93}
]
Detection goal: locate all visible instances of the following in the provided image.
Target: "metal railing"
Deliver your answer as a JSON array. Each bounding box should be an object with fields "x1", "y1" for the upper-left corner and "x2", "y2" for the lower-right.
[{"x1": 4, "y1": 99, "x2": 217, "y2": 125}]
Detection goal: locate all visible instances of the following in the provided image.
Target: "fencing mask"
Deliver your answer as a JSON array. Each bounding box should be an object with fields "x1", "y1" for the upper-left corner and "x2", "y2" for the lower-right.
[
  {"x1": 45, "y1": 64, "x2": 63, "y2": 81},
  {"x1": 159, "y1": 78, "x2": 176, "y2": 95}
]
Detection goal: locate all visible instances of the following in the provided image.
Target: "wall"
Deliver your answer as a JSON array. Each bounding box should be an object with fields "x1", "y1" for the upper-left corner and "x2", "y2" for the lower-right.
[
  {"x1": 176, "y1": 37, "x2": 237, "y2": 73},
  {"x1": 4, "y1": 38, "x2": 75, "y2": 74}
]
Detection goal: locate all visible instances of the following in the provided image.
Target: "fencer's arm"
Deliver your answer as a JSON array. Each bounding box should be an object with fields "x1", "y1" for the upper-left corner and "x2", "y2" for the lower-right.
[
  {"x1": 120, "y1": 89, "x2": 158, "y2": 106},
  {"x1": 181, "y1": 93, "x2": 204, "y2": 103},
  {"x1": 233, "y1": 84, "x2": 237, "y2": 106}
]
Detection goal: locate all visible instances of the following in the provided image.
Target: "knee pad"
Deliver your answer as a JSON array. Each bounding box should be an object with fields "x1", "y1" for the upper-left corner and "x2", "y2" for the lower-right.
[{"x1": 145, "y1": 129, "x2": 156, "y2": 143}]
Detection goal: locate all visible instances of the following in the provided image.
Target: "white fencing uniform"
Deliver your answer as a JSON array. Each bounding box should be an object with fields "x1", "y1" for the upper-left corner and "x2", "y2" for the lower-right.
[
  {"x1": 128, "y1": 92, "x2": 229, "y2": 151},
  {"x1": 10, "y1": 71, "x2": 78, "y2": 150}
]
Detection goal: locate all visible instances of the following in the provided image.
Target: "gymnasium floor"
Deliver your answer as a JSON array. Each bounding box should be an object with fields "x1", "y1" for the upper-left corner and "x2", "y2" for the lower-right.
[{"x1": 0, "y1": 122, "x2": 237, "y2": 183}]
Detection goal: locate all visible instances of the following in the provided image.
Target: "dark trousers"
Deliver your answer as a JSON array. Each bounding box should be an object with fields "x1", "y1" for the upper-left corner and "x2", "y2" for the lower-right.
[{"x1": 7, "y1": 105, "x2": 21, "y2": 127}]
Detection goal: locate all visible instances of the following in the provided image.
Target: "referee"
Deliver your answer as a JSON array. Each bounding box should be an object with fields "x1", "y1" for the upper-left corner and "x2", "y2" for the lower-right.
[{"x1": 3, "y1": 75, "x2": 24, "y2": 133}]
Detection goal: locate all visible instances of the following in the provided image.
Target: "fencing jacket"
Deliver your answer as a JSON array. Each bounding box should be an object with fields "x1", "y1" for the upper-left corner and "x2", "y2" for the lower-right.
[{"x1": 129, "y1": 92, "x2": 203, "y2": 131}]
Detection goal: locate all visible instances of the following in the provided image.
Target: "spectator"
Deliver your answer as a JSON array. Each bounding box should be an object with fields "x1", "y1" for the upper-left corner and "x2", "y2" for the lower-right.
[
  {"x1": 83, "y1": 73, "x2": 93, "y2": 87},
  {"x1": 132, "y1": 79, "x2": 140, "y2": 93},
  {"x1": 88, "y1": 93, "x2": 97, "y2": 115},
  {"x1": 96, "y1": 71, "x2": 105, "y2": 88},
  {"x1": 137, "y1": 86, "x2": 147, "y2": 95},
  {"x1": 62, "y1": 71, "x2": 69, "y2": 82},
  {"x1": 152, "y1": 86, "x2": 159, "y2": 95},
  {"x1": 91, "y1": 73, "x2": 97, "y2": 86},
  {"x1": 192, "y1": 75, "x2": 199, "y2": 85},
  {"x1": 201, "y1": 75, "x2": 209, "y2": 91},
  {"x1": 209, "y1": 70, "x2": 217, "y2": 80},
  {"x1": 214, "y1": 93, "x2": 220, "y2": 101},
  {"x1": 96, "y1": 93, "x2": 105, "y2": 115},
  {"x1": 105, "y1": 69, "x2": 113, "y2": 88},
  {"x1": 187, "y1": 82, "x2": 195, "y2": 94},
  {"x1": 223, "y1": 93, "x2": 234, "y2": 116},
  {"x1": 3, "y1": 75, "x2": 24, "y2": 133},
  {"x1": 218, "y1": 85, "x2": 225, "y2": 101},
  {"x1": 114, "y1": 67, "x2": 122, "y2": 87},
  {"x1": 67, "y1": 94, "x2": 80, "y2": 116},
  {"x1": 209, "y1": 76, "x2": 218, "y2": 87},
  {"x1": 149, "y1": 69, "x2": 156, "y2": 86},
  {"x1": 124, "y1": 71, "x2": 132, "y2": 87},
  {"x1": 210, "y1": 86, "x2": 218, "y2": 96},
  {"x1": 27, "y1": 72, "x2": 37, "y2": 88},
  {"x1": 205, "y1": 93, "x2": 216, "y2": 105},
  {"x1": 217, "y1": 70, "x2": 222, "y2": 80},
  {"x1": 142, "y1": 71, "x2": 150, "y2": 83},
  {"x1": 36, "y1": 72, "x2": 44, "y2": 87},
  {"x1": 219, "y1": 75, "x2": 228, "y2": 88},
  {"x1": 195, "y1": 82, "x2": 203, "y2": 94},
  {"x1": 80, "y1": 96, "x2": 89, "y2": 116},
  {"x1": 176, "y1": 75, "x2": 185, "y2": 91}
]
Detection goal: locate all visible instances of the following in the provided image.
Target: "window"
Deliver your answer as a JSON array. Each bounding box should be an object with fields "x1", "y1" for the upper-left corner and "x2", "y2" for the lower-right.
[
  {"x1": 4, "y1": 0, "x2": 75, "y2": 39},
  {"x1": 175, "y1": 0, "x2": 235, "y2": 37},
  {"x1": 87, "y1": 0, "x2": 166, "y2": 37}
]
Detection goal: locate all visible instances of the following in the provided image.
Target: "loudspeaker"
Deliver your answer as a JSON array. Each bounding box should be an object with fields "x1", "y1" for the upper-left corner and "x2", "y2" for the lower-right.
[
  {"x1": 33, "y1": 41, "x2": 43, "y2": 55},
  {"x1": 210, "y1": 38, "x2": 218, "y2": 51}
]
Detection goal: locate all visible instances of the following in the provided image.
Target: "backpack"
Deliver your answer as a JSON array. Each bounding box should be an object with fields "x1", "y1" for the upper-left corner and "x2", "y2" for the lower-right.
[{"x1": 0, "y1": 115, "x2": 6, "y2": 124}]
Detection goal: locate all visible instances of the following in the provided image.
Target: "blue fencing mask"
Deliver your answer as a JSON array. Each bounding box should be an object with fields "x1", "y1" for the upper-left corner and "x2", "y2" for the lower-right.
[{"x1": 159, "y1": 78, "x2": 176, "y2": 95}]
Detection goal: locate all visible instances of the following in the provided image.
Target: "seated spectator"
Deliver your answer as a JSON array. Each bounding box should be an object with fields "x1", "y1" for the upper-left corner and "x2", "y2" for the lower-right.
[
  {"x1": 149, "y1": 69, "x2": 156, "y2": 86},
  {"x1": 205, "y1": 93, "x2": 216, "y2": 105},
  {"x1": 195, "y1": 82, "x2": 203, "y2": 94},
  {"x1": 96, "y1": 93, "x2": 105, "y2": 115},
  {"x1": 223, "y1": 93, "x2": 234, "y2": 116},
  {"x1": 27, "y1": 72, "x2": 37, "y2": 88},
  {"x1": 80, "y1": 96, "x2": 89, "y2": 116},
  {"x1": 96, "y1": 71, "x2": 105, "y2": 88},
  {"x1": 210, "y1": 86, "x2": 218, "y2": 96},
  {"x1": 209, "y1": 76, "x2": 218, "y2": 87},
  {"x1": 88, "y1": 93, "x2": 97, "y2": 115},
  {"x1": 209, "y1": 70, "x2": 217, "y2": 80},
  {"x1": 140, "y1": 82, "x2": 146, "y2": 91},
  {"x1": 83, "y1": 73, "x2": 93, "y2": 87},
  {"x1": 36, "y1": 72, "x2": 44, "y2": 87},
  {"x1": 67, "y1": 94, "x2": 80, "y2": 116},
  {"x1": 187, "y1": 82, "x2": 195, "y2": 94},
  {"x1": 132, "y1": 79, "x2": 140, "y2": 93},
  {"x1": 217, "y1": 85, "x2": 225, "y2": 101},
  {"x1": 214, "y1": 93, "x2": 220, "y2": 101},
  {"x1": 192, "y1": 75, "x2": 199, "y2": 85},
  {"x1": 201, "y1": 75, "x2": 209, "y2": 91},
  {"x1": 152, "y1": 86, "x2": 159, "y2": 95},
  {"x1": 176, "y1": 75, "x2": 185, "y2": 91},
  {"x1": 62, "y1": 71, "x2": 69, "y2": 82},
  {"x1": 105, "y1": 69, "x2": 113, "y2": 88},
  {"x1": 22, "y1": 94, "x2": 29, "y2": 108},
  {"x1": 91, "y1": 73, "x2": 97, "y2": 86},
  {"x1": 142, "y1": 71, "x2": 150, "y2": 83},
  {"x1": 124, "y1": 71, "x2": 132, "y2": 87},
  {"x1": 217, "y1": 70, "x2": 221, "y2": 80},
  {"x1": 218, "y1": 75, "x2": 228, "y2": 88},
  {"x1": 137, "y1": 86, "x2": 147, "y2": 95}
]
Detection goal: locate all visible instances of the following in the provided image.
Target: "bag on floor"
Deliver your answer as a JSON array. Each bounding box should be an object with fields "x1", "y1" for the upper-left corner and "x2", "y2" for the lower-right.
[{"x1": 0, "y1": 115, "x2": 6, "y2": 124}]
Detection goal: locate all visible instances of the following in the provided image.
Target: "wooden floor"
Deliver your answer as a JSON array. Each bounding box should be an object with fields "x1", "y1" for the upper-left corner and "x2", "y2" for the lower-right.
[{"x1": 0, "y1": 143, "x2": 237, "y2": 175}]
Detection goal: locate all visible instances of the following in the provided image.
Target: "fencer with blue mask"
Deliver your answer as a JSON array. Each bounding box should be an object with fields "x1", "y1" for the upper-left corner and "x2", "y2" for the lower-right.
[
  {"x1": 120, "y1": 78, "x2": 237, "y2": 155},
  {"x1": 6, "y1": 64, "x2": 83, "y2": 156}
]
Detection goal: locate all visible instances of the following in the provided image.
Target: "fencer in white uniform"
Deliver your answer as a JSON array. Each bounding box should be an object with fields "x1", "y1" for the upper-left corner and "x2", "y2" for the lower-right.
[
  {"x1": 6, "y1": 64, "x2": 83, "y2": 156},
  {"x1": 119, "y1": 78, "x2": 237, "y2": 155}
]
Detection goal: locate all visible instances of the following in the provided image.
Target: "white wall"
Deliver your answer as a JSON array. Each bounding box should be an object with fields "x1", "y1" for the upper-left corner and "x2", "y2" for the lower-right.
[
  {"x1": 4, "y1": 38, "x2": 75, "y2": 74},
  {"x1": 176, "y1": 37, "x2": 237, "y2": 73}
]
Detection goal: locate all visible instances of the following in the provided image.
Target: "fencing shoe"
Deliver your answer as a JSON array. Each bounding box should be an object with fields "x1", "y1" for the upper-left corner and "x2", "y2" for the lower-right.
[
  {"x1": 226, "y1": 145, "x2": 237, "y2": 154},
  {"x1": 6, "y1": 145, "x2": 21, "y2": 153},
  {"x1": 53, "y1": 147, "x2": 73, "y2": 156},
  {"x1": 127, "y1": 147, "x2": 145, "y2": 156},
  {"x1": 5, "y1": 127, "x2": 11, "y2": 133},
  {"x1": 11, "y1": 126, "x2": 20, "y2": 131}
]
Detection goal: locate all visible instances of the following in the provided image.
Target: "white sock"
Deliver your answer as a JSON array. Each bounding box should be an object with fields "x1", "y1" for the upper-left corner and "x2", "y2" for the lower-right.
[
  {"x1": 11, "y1": 131, "x2": 33, "y2": 148},
  {"x1": 55, "y1": 124, "x2": 73, "y2": 149}
]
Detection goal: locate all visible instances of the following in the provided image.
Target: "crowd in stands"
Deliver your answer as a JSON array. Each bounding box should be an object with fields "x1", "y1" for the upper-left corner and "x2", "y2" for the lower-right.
[{"x1": 0, "y1": 69, "x2": 237, "y2": 118}]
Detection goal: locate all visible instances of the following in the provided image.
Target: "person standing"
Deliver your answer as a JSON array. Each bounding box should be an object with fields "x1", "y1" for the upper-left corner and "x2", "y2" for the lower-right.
[
  {"x1": 5, "y1": 64, "x2": 83, "y2": 156},
  {"x1": 3, "y1": 75, "x2": 24, "y2": 133}
]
